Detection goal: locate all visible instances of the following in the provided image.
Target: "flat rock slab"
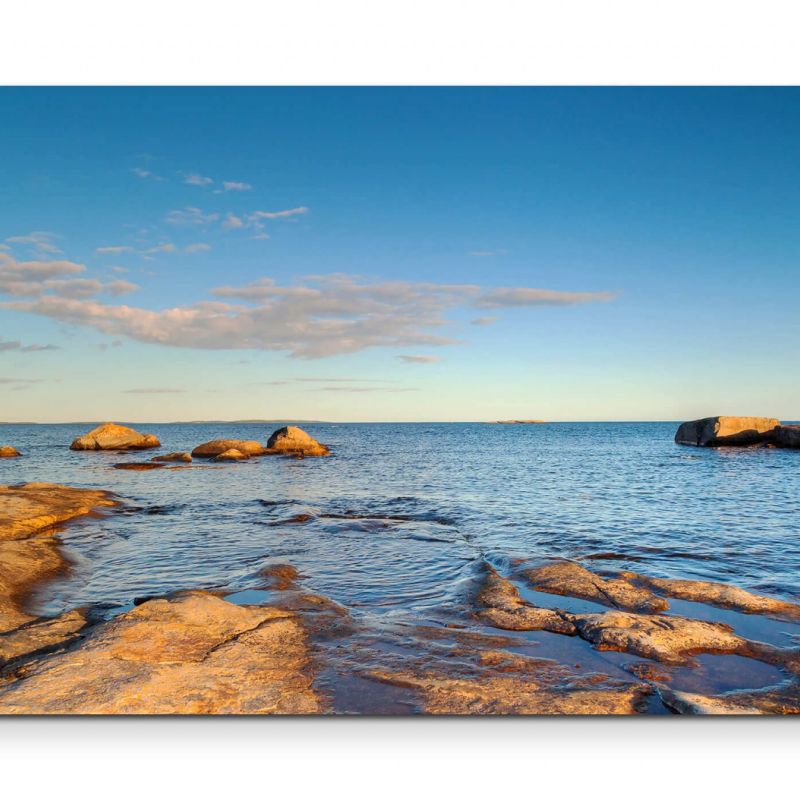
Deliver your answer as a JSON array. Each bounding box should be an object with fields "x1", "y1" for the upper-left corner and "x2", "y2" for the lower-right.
[
  {"x1": 368, "y1": 672, "x2": 649, "y2": 714},
  {"x1": 659, "y1": 684, "x2": 800, "y2": 715},
  {"x1": 569, "y1": 610, "x2": 746, "y2": 665},
  {"x1": 623, "y1": 572, "x2": 800, "y2": 621},
  {"x1": 674, "y1": 416, "x2": 780, "y2": 447},
  {"x1": 0, "y1": 483, "x2": 117, "y2": 541},
  {"x1": 475, "y1": 565, "x2": 577, "y2": 634},
  {"x1": 526, "y1": 561, "x2": 668, "y2": 613},
  {"x1": 0, "y1": 539, "x2": 65, "y2": 633},
  {"x1": 0, "y1": 609, "x2": 87, "y2": 666},
  {"x1": 0, "y1": 591, "x2": 320, "y2": 714}
]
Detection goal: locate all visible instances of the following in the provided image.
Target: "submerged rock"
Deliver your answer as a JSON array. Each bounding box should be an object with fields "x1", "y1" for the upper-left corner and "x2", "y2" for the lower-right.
[
  {"x1": 0, "y1": 591, "x2": 320, "y2": 714},
  {"x1": 674, "y1": 416, "x2": 780, "y2": 447},
  {"x1": 475, "y1": 565, "x2": 577, "y2": 634},
  {"x1": 213, "y1": 448, "x2": 249, "y2": 462},
  {"x1": 368, "y1": 671, "x2": 648, "y2": 715},
  {"x1": 526, "y1": 561, "x2": 669, "y2": 613},
  {"x1": 266, "y1": 426, "x2": 330, "y2": 457},
  {"x1": 191, "y1": 439, "x2": 266, "y2": 458},
  {"x1": 623, "y1": 572, "x2": 800, "y2": 621},
  {"x1": 151, "y1": 452, "x2": 192, "y2": 463},
  {"x1": 0, "y1": 446, "x2": 21, "y2": 458},
  {"x1": 113, "y1": 462, "x2": 166, "y2": 471},
  {"x1": 70, "y1": 423, "x2": 161, "y2": 451}
]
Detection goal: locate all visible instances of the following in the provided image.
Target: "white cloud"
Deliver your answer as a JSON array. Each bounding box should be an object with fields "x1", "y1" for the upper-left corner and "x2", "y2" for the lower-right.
[
  {"x1": 0, "y1": 339, "x2": 60, "y2": 353},
  {"x1": 184, "y1": 173, "x2": 214, "y2": 187},
  {"x1": 470, "y1": 316, "x2": 497, "y2": 326},
  {"x1": 397, "y1": 354, "x2": 441, "y2": 364},
  {"x1": 222, "y1": 213, "x2": 245, "y2": 231},
  {"x1": 221, "y1": 181, "x2": 252, "y2": 192},
  {"x1": 132, "y1": 167, "x2": 164, "y2": 181},
  {"x1": 96, "y1": 246, "x2": 135, "y2": 254},
  {"x1": 184, "y1": 243, "x2": 211, "y2": 253},
  {"x1": 250, "y1": 207, "x2": 308, "y2": 221},
  {"x1": 474, "y1": 287, "x2": 616, "y2": 308},
  {"x1": 165, "y1": 207, "x2": 220, "y2": 226},
  {"x1": 2, "y1": 262, "x2": 614, "y2": 359},
  {"x1": 6, "y1": 231, "x2": 63, "y2": 256}
]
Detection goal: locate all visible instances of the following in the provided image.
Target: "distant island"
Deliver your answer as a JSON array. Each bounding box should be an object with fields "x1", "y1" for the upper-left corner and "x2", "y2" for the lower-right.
[{"x1": 490, "y1": 419, "x2": 547, "y2": 424}]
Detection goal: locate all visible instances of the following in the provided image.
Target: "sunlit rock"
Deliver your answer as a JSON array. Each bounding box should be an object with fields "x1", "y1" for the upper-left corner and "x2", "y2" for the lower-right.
[
  {"x1": 191, "y1": 439, "x2": 266, "y2": 458},
  {"x1": 70, "y1": 423, "x2": 161, "y2": 451},
  {"x1": 265, "y1": 426, "x2": 330, "y2": 457},
  {"x1": 674, "y1": 416, "x2": 779, "y2": 447},
  {"x1": 0, "y1": 446, "x2": 21, "y2": 458}
]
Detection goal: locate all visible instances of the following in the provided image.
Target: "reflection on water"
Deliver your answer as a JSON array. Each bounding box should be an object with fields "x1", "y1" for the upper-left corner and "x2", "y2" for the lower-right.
[{"x1": 2, "y1": 421, "x2": 799, "y2": 704}]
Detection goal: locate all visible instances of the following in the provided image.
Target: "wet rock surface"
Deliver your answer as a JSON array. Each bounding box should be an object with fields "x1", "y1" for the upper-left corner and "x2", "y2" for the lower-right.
[
  {"x1": 0, "y1": 609, "x2": 87, "y2": 667},
  {"x1": 526, "y1": 561, "x2": 669, "y2": 613},
  {"x1": 70, "y1": 423, "x2": 161, "y2": 451},
  {"x1": 659, "y1": 684, "x2": 800, "y2": 715},
  {"x1": 367, "y1": 671, "x2": 649, "y2": 714},
  {"x1": 623, "y1": 572, "x2": 800, "y2": 621},
  {"x1": 475, "y1": 565, "x2": 577, "y2": 634},
  {"x1": 266, "y1": 426, "x2": 330, "y2": 457},
  {"x1": 0, "y1": 592, "x2": 320, "y2": 714},
  {"x1": 113, "y1": 462, "x2": 167, "y2": 471}
]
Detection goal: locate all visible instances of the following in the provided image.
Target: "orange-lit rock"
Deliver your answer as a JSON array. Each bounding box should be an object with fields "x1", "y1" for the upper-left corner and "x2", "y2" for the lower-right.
[
  {"x1": 674, "y1": 416, "x2": 779, "y2": 447},
  {"x1": 266, "y1": 426, "x2": 329, "y2": 457},
  {"x1": 70, "y1": 423, "x2": 161, "y2": 451},
  {"x1": 191, "y1": 439, "x2": 266, "y2": 458}
]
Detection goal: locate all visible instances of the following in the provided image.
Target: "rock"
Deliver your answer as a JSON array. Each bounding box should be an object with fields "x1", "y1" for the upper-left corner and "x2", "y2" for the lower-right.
[
  {"x1": 622, "y1": 572, "x2": 800, "y2": 621},
  {"x1": 113, "y1": 462, "x2": 167, "y2": 471},
  {"x1": 258, "y1": 564, "x2": 301, "y2": 590},
  {"x1": 674, "y1": 416, "x2": 780, "y2": 447},
  {"x1": 213, "y1": 448, "x2": 249, "y2": 462},
  {"x1": 475, "y1": 565, "x2": 577, "y2": 634},
  {"x1": 191, "y1": 439, "x2": 266, "y2": 458},
  {"x1": 367, "y1": 671, "x2": 648, "y2": 715},
  {"x1": 0, "y1": 483, "x2": 117, "y2": 541},
  {"x1": 0, "y1": 592, "x2": 320, "y2": 714},
  {"x1": 0, "y1": 539, "x2": 65, "y2": 633},
  {"x1": 0, "y1": 610, "x2": 87, "y2": 666},
  {"x1": 70, "y1": 423, "x2": 161, "y2": 451},
  {"x1": 658, "y1": 684, "x2": 800, "y2": 715},
  {"x1": 526, "y1": 561, "x2": 669, "y2": 613},
  {"x1": 0, "y1": 446, "x2": 21, "y2": 458},
  {"x1": 773, "y1": 425, "x2": 800, "y2": 449},
  {"x1": 151, "y1": 452, "x2": 192, "y2": 463},
  {"x1": 266, "y1": 426, "x2": 330, "y2": 457},
  {"x1": 569, "y1": 610, "x2": 746, "y2": 665}
]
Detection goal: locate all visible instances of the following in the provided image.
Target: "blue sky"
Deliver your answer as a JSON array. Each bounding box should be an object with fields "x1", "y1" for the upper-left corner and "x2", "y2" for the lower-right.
[{"x1": 1, "y1": 87, "x2": 798, "y2": 422}]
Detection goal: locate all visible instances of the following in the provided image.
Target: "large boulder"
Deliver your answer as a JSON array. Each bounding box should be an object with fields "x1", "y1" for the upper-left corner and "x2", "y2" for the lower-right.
[
  {"x1": 773, "y1": 425, "x2": 800, "y2": 449},
  {"x1": 674, "y1": 416, "x2": 780, "y2": 447},
  {"x1": 191, "y1": 439, "x2": 266, "y2": 458},
  {"x1": 151, "y1": 452, "x2": 192, "y2": 463},
  {"x1": 0, "y1": 446, "x2": 21, "y2": 458},
  {"x1": 70, "y1": 423, "x2": 160, "y2": 451},
  {"x1": 266, "y1": 426, "x2": 330, "y2": 457}
]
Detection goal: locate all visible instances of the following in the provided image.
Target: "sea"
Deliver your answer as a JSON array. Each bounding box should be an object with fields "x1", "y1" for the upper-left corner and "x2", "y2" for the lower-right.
[{"x1": 2, "y1": 421, "x2": 799, "y2": 710}]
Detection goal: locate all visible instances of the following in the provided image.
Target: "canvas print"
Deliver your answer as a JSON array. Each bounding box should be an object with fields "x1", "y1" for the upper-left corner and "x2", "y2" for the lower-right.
[{"x1": 0, "y1": 87, "x2": 798, "y2": 716}]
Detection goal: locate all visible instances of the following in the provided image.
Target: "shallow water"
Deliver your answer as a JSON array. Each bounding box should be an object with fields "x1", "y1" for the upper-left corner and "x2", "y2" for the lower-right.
[{"x1": 2, "y1": 421, "x2": 799, "y2": 708}]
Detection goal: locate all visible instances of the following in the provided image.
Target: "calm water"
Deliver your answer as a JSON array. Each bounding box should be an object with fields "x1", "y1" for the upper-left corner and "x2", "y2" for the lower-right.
[{"x1": 2, "y1": 421, "x2": 800, "y2": 620}]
